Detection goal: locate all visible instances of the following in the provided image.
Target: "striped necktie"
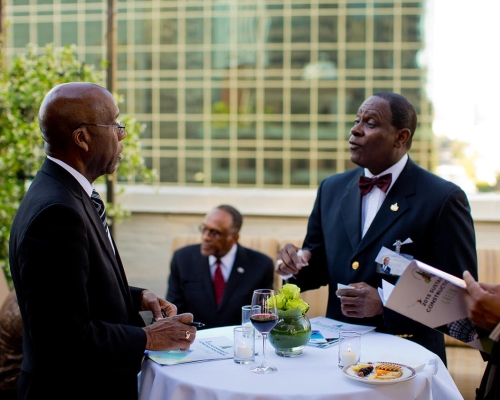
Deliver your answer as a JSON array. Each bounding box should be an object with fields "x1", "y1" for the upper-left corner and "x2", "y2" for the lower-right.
[
  {"x1": 213, "y1": 258, "x2": 226, "y2": 306},
  {"x1": 91, "y1": 189, "x2": 109, "y2": 232}
]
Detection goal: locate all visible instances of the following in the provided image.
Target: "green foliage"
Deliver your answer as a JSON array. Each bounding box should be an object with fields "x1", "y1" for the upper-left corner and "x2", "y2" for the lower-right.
[{"x1": 0, "y1": 44, "x2": 153, "y2": 287}]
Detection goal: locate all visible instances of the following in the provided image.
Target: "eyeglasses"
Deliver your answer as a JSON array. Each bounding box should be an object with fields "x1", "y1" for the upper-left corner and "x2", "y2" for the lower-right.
[
  {"x1": 198, "y1": 224, "x2": 235, "y2": 239},
  {"x1": 73, "y1": 121, "x2": 126, "y2": 135}
]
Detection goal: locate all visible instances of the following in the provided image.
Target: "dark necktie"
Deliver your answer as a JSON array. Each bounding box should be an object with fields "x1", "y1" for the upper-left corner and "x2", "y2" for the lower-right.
[
  {"x1": 358, "y1": 173, "x2": 392, "y2": 195},
  {"x1": 91, "y1": 189, "x2": 109, "y2": 232},
  {"x1": 213, "y1": 258, "x2": 226, "y2": 306}
]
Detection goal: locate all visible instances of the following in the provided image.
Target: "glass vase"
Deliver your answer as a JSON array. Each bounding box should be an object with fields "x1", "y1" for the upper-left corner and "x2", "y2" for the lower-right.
[{"x1": 268, "y1": 309, "x2": 312, "y2": 357}]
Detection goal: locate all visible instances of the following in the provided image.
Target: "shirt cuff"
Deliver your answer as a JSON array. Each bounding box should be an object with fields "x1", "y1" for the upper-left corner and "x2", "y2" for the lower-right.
[{"x1": 489, "y1": 322, "x2": 500, "y2": 342}]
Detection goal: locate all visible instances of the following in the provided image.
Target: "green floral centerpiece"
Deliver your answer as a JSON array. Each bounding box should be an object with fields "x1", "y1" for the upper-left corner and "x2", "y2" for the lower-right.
[{"x1": 268, "y1": 284, "x2": 312, "y2": 357}]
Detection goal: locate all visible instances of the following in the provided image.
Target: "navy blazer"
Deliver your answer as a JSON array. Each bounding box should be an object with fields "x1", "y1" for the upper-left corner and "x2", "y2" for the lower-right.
[
  {"x1": 9, "y1": 159, "x2": 147, "y2": 400},
  {"x1": 167, "y1": 243, "x2": 274, "y2": 329},
  {"x1": 293, "y1": 158, "x2": 477, "y2": 362}
]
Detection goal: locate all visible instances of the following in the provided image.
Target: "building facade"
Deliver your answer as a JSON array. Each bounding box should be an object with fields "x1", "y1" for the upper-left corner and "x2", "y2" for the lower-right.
[{"x1": 5, "y1": 0, "x2": 434, "y2": 188}]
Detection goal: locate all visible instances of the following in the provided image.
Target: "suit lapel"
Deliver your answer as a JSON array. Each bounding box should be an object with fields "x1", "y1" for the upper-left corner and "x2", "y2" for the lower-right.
[
  {"x1": 356, "y1": 159, "x2": 417, "y2": 254},
  {"x1": 42, "y1": 160, "x2": 133, "y2": 308},
  {"x1": 340, "y1": 170, "x2": 364, "y2": 251}
]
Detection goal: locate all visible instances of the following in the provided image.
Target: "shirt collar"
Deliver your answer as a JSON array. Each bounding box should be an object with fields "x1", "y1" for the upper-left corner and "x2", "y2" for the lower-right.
[
  {"x1": 209, "y1": 243, "x2": 238, "y2": 269},
  {"x1": 364, "y1": 153, "x2": 408, "y2": 193},
  {"x1": 47, "y1": 156, "x2": 94, "y2": 197}
]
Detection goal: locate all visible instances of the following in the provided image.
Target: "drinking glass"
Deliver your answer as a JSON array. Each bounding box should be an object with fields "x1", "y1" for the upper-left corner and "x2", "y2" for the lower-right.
[
  {"x1": 242, "y1": 305, "x2": 262, "y2": 341},
  {"x1": 250, "y1": 289, "x2": 278, "y2": 374},
  {"x1": 338, "y1": 331, "x2": 361, "y2": 369}
]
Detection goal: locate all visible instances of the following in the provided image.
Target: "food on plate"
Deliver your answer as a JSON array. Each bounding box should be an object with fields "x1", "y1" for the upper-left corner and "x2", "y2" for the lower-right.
[
  {"x1": 349, "y1": 362, "x2": 373, "y2": 372},
  {"x1": 349, "y1": 362, "x2": 404, "y2": 380},
  {"x1": 374, "y1": 363, "x2": 403, "y2": 379}
]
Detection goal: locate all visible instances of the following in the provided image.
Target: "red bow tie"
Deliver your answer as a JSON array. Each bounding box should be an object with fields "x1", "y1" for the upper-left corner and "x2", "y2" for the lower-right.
[{"x1": 358, "y1": 173, "x2": 392, "y2": 195}]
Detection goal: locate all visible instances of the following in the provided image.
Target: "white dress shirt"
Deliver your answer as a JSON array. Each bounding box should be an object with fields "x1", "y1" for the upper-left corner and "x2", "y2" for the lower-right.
[
  {"x1": 361, "y1": 153, "x2": 408, "y2": 237},
  {"x1": 209, "y1": 243, "x2": 237, "y2": 282}
]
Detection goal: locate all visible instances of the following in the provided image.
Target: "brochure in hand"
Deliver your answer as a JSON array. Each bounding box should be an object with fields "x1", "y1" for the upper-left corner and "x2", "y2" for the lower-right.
[
  {"x1": 307, "y1": 316, "x2": 376, "y2": 349},
  {"x1": 383, "y1": 259, "x2": 494, "y2": 354},
  {"x1": 145, "y1": 336, "x2": 234, "y2": 365}
]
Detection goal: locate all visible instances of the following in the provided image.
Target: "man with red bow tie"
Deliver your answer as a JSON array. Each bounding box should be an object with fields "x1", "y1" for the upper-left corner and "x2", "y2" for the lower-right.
[{"x1": 275, "y1": 92, "x2": 477, "y2": 364}]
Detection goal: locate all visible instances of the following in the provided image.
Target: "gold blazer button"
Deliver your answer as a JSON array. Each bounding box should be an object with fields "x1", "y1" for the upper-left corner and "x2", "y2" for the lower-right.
[{"x1": 351, "y1": 261, "x2": 359, "y2": 270}]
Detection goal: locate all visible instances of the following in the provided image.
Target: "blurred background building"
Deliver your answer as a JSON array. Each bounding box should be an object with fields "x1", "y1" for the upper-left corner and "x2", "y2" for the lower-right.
[{"x1": 5, "y1": 0, "x2": 434, "y2": 189}]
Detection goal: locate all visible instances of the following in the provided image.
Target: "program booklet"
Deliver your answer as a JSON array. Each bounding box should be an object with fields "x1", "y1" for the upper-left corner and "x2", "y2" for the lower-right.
[
  {"x1": 384, "y1": 259, "x2": 494, "y2": 354},
  {"x1": 145, "y1": 336, "x2": 234, "y2": 365},
  {"x1": 307, "y1": 316, "x2": 376, "y2": 349}
]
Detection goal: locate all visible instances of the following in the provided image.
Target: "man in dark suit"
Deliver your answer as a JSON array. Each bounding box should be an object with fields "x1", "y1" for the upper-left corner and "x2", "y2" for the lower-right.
[
  {"x1": 275, "y1": 92, "x2": 477, "y2": 364},
  {"x1": 463, "y1": 271, "x2": 500, "y2": 400},
  {"x1": 9, "y1": 82, "x2": 197, "y2": 400},
  {"x1": 167, "y1": 205, "x2": 274, "y2": 329}
]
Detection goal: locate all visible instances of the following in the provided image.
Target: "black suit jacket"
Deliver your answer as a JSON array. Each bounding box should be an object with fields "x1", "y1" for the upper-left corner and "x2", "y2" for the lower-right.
[
  {"x1": 9, "y1": 159, "x2": 147, "y2": 400},
  {"x1": 293, "y1": 157, "x2": 477, "y2": 362},
  {"x1": 166, "y1": 243, "x2": 274, "y2": 329}
]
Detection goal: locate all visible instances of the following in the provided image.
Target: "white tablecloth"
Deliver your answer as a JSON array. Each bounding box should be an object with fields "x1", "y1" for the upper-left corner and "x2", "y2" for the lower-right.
[{"x1": 139, "y1": 326, "x2": 463, "y2": 400}]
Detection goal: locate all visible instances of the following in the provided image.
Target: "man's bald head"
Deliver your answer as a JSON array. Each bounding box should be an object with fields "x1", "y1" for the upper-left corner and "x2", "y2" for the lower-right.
[
  {"x1": 38, "y1": 82, "x2": 125, "y2": 183},
  {"x1": 39, "y1": 82, "x2": 115, "y2": 152}
]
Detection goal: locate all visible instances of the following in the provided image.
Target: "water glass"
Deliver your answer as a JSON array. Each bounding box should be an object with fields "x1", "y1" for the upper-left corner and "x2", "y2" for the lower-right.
[
  {"x1": 338, "y1": 331, "x2": 361, "y2": 368},
  {"x1": 242, "y1": 305, "x2": 261, "y2": 339},
  {"x1": 233, "y1": 326, "x2": 255, "y2": 364}
]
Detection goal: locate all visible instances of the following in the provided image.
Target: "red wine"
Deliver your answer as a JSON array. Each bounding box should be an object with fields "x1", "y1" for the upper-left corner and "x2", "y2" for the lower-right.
[{"x1": 250, "y1": 313, "x2": 278, "y2": 334}]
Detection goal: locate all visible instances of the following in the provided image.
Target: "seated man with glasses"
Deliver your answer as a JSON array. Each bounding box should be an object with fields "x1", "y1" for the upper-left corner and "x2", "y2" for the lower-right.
[{"x1": 166, "y1": 205, "x2": 274, "y2": 329}]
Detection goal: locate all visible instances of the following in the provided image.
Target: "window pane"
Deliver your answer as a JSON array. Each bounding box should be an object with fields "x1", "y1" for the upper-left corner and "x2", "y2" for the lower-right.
[
  {"x1": 345, "y1": 88, "x2": 366, "y2": 114},
  {"x1": 346, "y1": 50, "x2": 365, "y2": 69},
  {"x1": 402, "y1": 15, "x2": 421, "y2": 42},
  {"x1": 160, "y1": 52, "x2": 178, "y2": 69},
  {"x1": 185, "y1": 89, "x2": 204, "y2": 114},
  {"x1": 186, "y1": 18, "x2": 204, "y2": 44},
  {"x1": 291, "y1": 122, "x2": 310, "y2": 140},
  {"x1": 159, "y1": 121, "x2": 178, "y2": 139},
  {"x1": 13, "y1": 23, "x2": 29, "y2": 47},
  {"x1": 373, "y1": 50, "x2": 393, "y2": 69},
  {"x1": 237, "y1": 159, "x2": 256, "y2": 184},
  {"x1": 160, "y1": 19, "x2": 177, "y2": 44},
  {"x1": 212, "y1": 158, "x2": 230, "y2": 184},
  {"x1": 266, "y1": 17, "x2": 284, "y2": 43},
  {"x1": 85, "y1": 21, "x2": 102, "y2": 46},
  {"x1": 318, "y1": 88, "x2": 337, "y2": 114},
  {"x1": 264, "y1": 88, "x2": 283, "y2": 114},
  {"x1": 135, "y1": 20, "x2": 152, "y2": 45},
  {"x1": 186, "y1": 51, "x2": 204, "y2": 69},
  {"x1": 38, "y1": 23, "x2": 53, "y2": 46},
  {"x1": 346, "y1": 15, "x2": 365, "y2": 42},
  {"x1": 61, "y1": 22, "x2": 78, "y2": 46},
  {"x1": 264, "y1": 159, "x2": 283, "y2": 185},
  {"x1": 186, "y1": 158, "x2": 204, "y2": 183},
  {"x1": 291, "y1": 16, "x2": 310, "y2": 43},
  {"x1": 160, "y1": 89, "x2": 178, "y2": 114},
  {"x1": 185, "y1": 121, "x2": 203, "y2": 139},
  {"x1": 319, "y1": 16, "x2": 337, "y2": 42},
  {"x1": 401, "y1": 49, "x2": 419, "y2": 69},
  {"x1": 160, "y1": 158, "x2": 178, "y2": 183},
  {"x1": 291, "y1": 159, "x2": 310, "y2": 185},
  {"x1": 135, "y1": 89, "x2": 152, "y2": 113},
  {"x1": 291, "y1": 89, "x2": 310, "y2": 114},
  {"x1": 374, "y1": 15, "x2": 393, "y2": 42},
  {"x1": 265, "y1": 51, "x2": 283, "y2": 69}
]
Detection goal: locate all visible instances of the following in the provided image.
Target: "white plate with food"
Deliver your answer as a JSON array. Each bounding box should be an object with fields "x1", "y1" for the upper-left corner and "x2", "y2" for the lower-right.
[{"x1": 342, "y1": 361, "x2": 417, "y2": 385}]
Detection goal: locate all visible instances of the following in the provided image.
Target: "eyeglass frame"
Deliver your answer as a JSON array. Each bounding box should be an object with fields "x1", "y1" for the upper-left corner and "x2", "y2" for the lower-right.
[
  {"x1": 198, "y1": 223, "x2": 237, "y2": 240},
  {"x1": 73, "y1": 121, "x2": 126, "y2": 135}
]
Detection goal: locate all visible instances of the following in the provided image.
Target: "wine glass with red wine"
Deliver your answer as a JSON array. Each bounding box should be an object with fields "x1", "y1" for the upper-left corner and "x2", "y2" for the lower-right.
[{"x1": 250, "y1": 288, "x2": 278, "y2": 374}]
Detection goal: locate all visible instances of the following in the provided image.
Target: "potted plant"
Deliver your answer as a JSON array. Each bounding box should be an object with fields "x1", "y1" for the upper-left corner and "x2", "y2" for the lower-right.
[{"x1": 268, "y1": 283, "x2": 312, "y2": 357}]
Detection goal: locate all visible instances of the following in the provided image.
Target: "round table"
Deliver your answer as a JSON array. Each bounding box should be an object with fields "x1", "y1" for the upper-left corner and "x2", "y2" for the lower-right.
[{"x1": 139, "y1": 325, "x2": 463, "y2": 400}]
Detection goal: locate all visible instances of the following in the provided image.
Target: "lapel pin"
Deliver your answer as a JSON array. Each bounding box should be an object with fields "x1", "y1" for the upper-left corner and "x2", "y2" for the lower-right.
[
  {"x1": 237, "y1": 267, "x2": 245, "y2": 274},
  {"x1": 390, "y1": 203, "x2": 399, "y2": 212}
]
